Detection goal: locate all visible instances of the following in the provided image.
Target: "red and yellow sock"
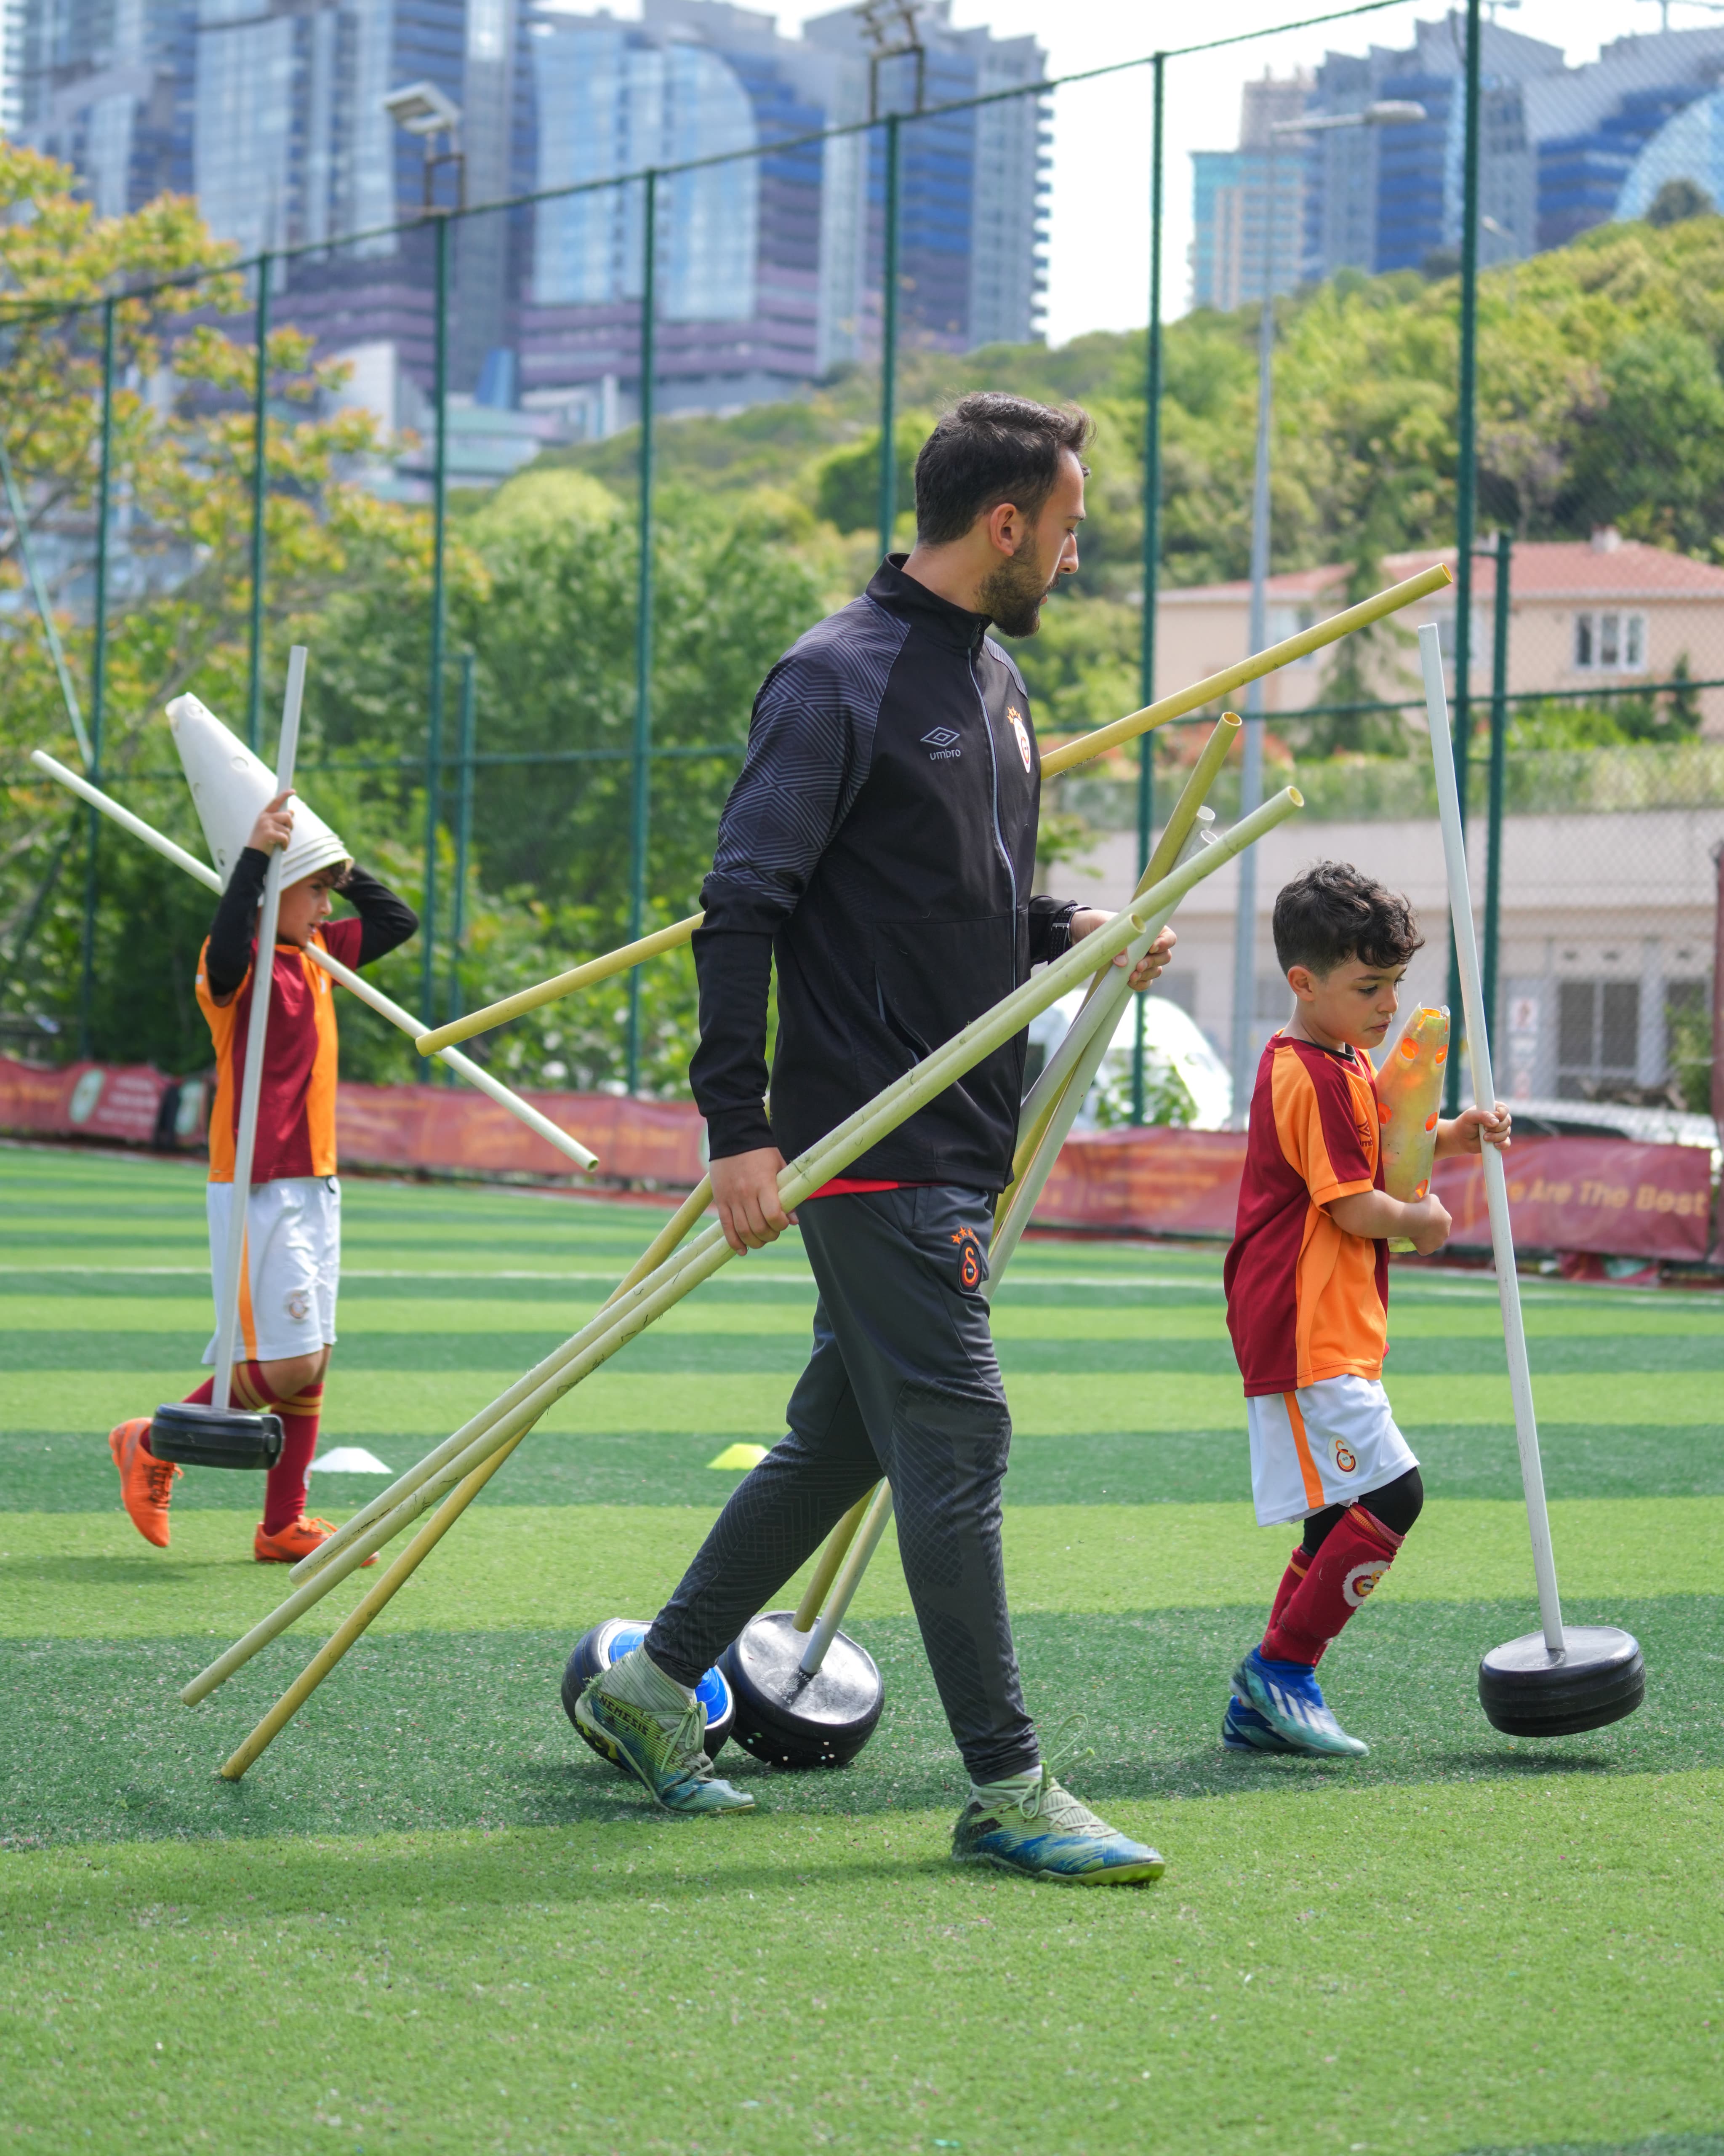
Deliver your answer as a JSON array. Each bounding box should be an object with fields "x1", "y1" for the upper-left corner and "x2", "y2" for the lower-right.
[
  {"x1": 1262, "y1": 1505, "x2": 1404, "y2": 1667},
  {"x1": 263, "y1": 1379, "x2": 323, "y2": 1534}
]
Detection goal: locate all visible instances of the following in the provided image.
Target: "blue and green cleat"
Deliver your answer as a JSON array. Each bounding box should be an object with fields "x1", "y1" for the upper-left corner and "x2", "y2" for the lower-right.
[
  {"x1": 1221, "y1": 1693, "x2": 1303, "y2": 1753},
  {"x1": 951, "y1": 1767, "x2": 1164, "y2": 1885},
  {"x1": 1229, "y1": 1646, "x2": 1368, "y2": 1758},
  {"x1": 573, "y1": 1650, "x2": 756, "y2": 1814}
]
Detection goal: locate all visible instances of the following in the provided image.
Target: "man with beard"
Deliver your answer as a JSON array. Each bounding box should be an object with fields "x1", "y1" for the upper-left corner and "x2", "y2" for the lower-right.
[{"x1": 575, "y1": 393, "x2": 1174, "y2": 1884}]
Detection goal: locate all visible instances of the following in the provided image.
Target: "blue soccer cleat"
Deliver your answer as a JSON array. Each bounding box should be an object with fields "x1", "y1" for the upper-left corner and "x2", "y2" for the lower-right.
[
  {"x1": 1221, "y1": 1693, "x2": 1302, "y2": 1754},
  {"x1": 1230, "y1": 1646, "x2": 1368, "y2": 1758}
]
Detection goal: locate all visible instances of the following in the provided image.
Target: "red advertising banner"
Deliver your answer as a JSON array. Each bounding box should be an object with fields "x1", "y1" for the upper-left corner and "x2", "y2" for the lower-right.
[
  {"x1": 1034, "y1": 1125, "x2": 1715, "y2": 1263},
  {"x1": 1035, "y1": 1126, "x2": 1247, "y2": 1241},
  {"x1": 0, "y1": 1054, "x2": 176, "y2": 1145},
  {"x1": 6, "y1": 1053, "x2": 1713, "y2": 1262},
  {"x1": 1430, "y1": 1135, "x2": 1715, "y2": 1262},
  {"x1": 332, "y1": 1083, "x2": 704, "y2": 1185}
]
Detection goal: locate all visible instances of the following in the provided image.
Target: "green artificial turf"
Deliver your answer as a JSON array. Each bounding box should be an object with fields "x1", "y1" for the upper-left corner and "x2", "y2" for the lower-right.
[
  {"x1": 5, "y1": 1776, "x2": 1722, "y2": 2156},
  {"x1": 3, "y1": 1141, "x2": 1722, "y2": 2156}
]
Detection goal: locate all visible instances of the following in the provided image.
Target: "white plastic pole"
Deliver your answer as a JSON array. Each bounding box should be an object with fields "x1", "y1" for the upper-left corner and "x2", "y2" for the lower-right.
[
  {"x1": 28, "y1": 750, "x2": 598, "y2": 1173},
  {"x1": 1419, "y1": 622, "x2": 1564, "y2": 1653},
  {"x1": 799, "y1": 1481, "x2": 895, "y2": 1675},
  {"x1": 211, "y1": 648, "x2": 306, "y2": 1413}
]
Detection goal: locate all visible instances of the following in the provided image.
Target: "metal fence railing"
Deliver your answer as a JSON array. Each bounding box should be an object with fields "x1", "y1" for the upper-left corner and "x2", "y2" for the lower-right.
[{"x1": 3, "y1": 0, "x2": 1719, "y2": 1137}]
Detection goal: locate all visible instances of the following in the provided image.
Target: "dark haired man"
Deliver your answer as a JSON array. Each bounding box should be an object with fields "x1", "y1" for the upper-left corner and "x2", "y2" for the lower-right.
[
  {"x1": 576, "y1": 392, "x2": 1172, "y2": 1884},
  {"x1": 1220, "y1": 860, "x2": 1510, "y2": 1757}
]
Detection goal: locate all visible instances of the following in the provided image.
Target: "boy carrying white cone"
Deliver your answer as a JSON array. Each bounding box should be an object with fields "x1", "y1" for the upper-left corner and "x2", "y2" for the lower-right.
[{"x1": 109, "y1": 698, "x2": 418, "y2": 1560}]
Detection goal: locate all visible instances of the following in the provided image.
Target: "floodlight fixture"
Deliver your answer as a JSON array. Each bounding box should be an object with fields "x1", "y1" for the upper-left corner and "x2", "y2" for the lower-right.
[
  {"x1": 383, "y1": 80, "x2": 462, "y2": 138},
  {"x1": 384, "y1": 81, "x2": 466, "y2": 211},
  {"x1": 853, "y1": 0, "x2": 927, "y2": 120}
]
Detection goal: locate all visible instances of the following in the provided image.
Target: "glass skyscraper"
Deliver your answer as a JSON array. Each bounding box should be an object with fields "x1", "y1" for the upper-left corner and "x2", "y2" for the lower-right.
[{"x1": 11, "y1": 0, "x2": 1049, "y2": 438}]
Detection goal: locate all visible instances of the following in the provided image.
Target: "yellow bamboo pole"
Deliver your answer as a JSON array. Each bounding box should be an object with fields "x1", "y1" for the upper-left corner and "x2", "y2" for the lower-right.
[
  {"x1": 416, "y1": 914, "x2": 700, "y2": 1054},
  {"x1": 205, "y1": 786, "x2": 1304, "y2": 1771},
  {"x1": 414, "y1": 563, "x2": 1451, "y2": 1056},
  {"x1": 791, "y1": 1492, "x2": 874, "y2": 1631},
  {"x1": 996, "y1": 711, "x2": 1242, "y2": 1234}
]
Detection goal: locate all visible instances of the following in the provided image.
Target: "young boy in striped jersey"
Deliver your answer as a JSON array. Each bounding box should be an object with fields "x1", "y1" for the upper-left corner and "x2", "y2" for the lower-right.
[
  {"x1": 109, "y1": 790, "x2": 416, "y2": 1560},
  {"x1": 1223, "y1": 861, "x2": 1510, "y2": 1756}
]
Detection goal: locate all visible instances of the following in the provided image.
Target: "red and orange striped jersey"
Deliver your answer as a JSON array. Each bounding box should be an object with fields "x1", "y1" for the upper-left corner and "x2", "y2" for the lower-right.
[
  {"x1": 196, "y1": 919, "x2": 363, "y2": 1183},
  {"x1": 1224, "y1": 1032, "x2": 1389, "y2": 1398}
]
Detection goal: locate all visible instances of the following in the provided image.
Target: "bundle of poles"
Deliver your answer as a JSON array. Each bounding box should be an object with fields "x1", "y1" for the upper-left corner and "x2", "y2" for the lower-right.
[{"x1": 163, "y1": 558, "x2": 1451, "y2": 1780}]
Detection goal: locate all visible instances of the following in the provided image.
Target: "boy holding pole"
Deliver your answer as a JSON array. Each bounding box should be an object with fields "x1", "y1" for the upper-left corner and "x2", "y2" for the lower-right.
[
  {"x1": 110, "y1": 783, "x2": 416, "y2": 1559},
  {"x1": 1223, "y1": 861, "x2": 1510, "y2": 1756}
]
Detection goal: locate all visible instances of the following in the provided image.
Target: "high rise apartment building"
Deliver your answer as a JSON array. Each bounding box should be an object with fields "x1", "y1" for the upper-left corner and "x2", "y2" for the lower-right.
[
  {"x1": 1188, "y1": 71, "x2": 1311, "y2": 314},
  {"x1": 10, "y1": 0, "x2": 1048, "y2": 440},
  {"x1": 1192, "y1": 13, "x2": 1724, "y2": 311}
]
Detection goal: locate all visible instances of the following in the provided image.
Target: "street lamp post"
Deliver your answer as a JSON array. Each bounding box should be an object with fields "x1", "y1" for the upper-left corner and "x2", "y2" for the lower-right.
[{"x1": 1228, "y1": 99, "x2": 1426, "y2": 1130}]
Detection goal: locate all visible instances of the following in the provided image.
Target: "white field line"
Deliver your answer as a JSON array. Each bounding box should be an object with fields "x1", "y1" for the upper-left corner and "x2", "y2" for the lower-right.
[{"x1": 0, "y1": 1262, "x2": 1717, "y2": 1313}]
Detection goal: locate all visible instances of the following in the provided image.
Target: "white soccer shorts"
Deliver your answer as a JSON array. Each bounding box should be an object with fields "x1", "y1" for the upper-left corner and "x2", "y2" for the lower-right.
[
  {"x1": 1246, "y1": 1373, "x2": 1419, "y2": 1528},
  {"x1": 203, "y1": 1174, "x2": 341, "y2": 1366}
]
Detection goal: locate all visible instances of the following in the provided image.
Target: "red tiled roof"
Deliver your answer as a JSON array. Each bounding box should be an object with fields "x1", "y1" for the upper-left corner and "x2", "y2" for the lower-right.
[{"x1": 1169, "y1": 538, "x2": 1724, "y2": 605}]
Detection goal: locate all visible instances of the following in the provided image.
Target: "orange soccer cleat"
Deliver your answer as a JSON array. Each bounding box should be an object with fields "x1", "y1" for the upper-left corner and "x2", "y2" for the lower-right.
[
  {"x1": 253, "y1": 1515, "x2": 375, "y2": 1565},
  {"x1": 110, "y1": 1417, "x2": 181, "y2": 1548}
]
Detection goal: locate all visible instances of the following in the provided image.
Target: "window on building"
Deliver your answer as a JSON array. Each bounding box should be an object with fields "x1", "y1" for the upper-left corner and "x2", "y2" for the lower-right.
[
  {"x1": 1268, "y1": 604, "x2": 1318, "y2": 663},
  {"x1": 1572, "y1": 611, "x2": 1647, "y2": 672},
  {"x1": 1150, "y1": 974, "x2": 1197, "y2": 1017},
  {"x1": 1556, "y1": 978, "x2": 1640, "y2": 1098},
  {"x1": 1665, "y1": 977, "x2": 1710, "y2": 1107}
]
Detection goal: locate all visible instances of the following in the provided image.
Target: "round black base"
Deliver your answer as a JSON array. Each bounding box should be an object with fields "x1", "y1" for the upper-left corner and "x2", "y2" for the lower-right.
[
  {"x1": 719, "y1": 1611, "x2": 884, "y2": 1769},
  {"x1": 1479, "y1": 1625, "x2": 1645, "y2": 1737},
  {"x1": 149, "y1": 1401, "x2": 282, "y2": 1470},
  {"x1": 560, "y1": 1618, "x2": 734, "y2": 1762}
]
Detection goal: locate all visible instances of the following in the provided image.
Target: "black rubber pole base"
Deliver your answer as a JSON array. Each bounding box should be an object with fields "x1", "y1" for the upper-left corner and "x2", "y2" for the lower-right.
[
  {"x1": 1479, "y1": 1625, "x2": 1645, "y2": 1737},
  {"x1": 560, "y1": 1618, "x2": 735, "y2": 1762},
  {"x1": 149, "y1": 1401, "x2": 282, "y2": 1470},
  {"x1": 719, "y1": 1611, "x2": 884, "y2": 1769}
]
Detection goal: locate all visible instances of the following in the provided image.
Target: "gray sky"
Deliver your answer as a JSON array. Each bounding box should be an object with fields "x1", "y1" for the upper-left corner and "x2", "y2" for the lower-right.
[{"x1": 760, "y1": 0, "x2": 1674, "y2": 340}]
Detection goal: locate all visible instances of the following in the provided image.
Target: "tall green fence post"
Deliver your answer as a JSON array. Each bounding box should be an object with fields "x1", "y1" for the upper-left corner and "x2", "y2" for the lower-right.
[
  {"x1": 1132, "y1": 53, "x2": 1166, "y2": 1127},
  {"x1": 1444, "y1": 0, "x2": 1482, "y2": 1113},
  {"x1": 625, "y1": 168, "x2": 658, "y2": 1097},
  {"x1": 877, "y1": 112, "x2": 902, "y2": 561},
  {"x1": 419, "y1": 212, "x2": 451, "y2": 1056},
  {"x1": 446, "y1": 650, "x2": 477, "y2": 1059},
  {"x1": 246, "y1": 255, "x2": 271, "y2": 753},
  {"x1": 1482, "y1": 527, "x2": 1511, "y2": 1039},
  {"x1": 77, "y1": 297, "x2": 117, "y2": 1060}
]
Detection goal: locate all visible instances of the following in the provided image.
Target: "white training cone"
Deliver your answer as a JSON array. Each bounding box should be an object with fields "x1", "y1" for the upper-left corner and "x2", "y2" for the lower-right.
[{"x1": 167, "y1": 692, "x2": 349, "y2": 889}]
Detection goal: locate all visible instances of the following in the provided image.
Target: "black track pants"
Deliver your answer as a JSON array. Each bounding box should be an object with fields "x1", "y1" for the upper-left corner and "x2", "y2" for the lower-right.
[{"x1": 644, "y1": 1183, "x2": 1039, "y2": 1782}]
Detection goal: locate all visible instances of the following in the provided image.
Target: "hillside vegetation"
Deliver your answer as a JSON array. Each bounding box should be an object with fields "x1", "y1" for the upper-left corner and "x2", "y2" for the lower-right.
[{"x1": 7, "y1": 153, "x2": 1724, "y2": 1090}]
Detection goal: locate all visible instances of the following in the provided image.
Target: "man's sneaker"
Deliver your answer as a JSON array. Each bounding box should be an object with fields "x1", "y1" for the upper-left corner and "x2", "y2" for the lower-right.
[
  {"x1": 254, "y1": 1516, "x2": 374, "y2": 1565},
  {"x1": 1231, "y1": 1646, "x2": 1368, "y2": 1758},
  {"x1": 1222, "y1": 1694, "x2": 1302, "y2": 1753},
  {"x1": 110, "y1": 1418, "x2": 180, "y2": 1548},
  {"x1": 573, "y1": 1651, "x2": 755, "y2": 1816},
  {"x1": 951, "y1": 1766, "x2": 1164, "y2": 1885}
]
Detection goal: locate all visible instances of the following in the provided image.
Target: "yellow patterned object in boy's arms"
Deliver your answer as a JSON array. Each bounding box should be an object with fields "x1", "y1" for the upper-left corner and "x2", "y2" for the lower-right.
[{"x1": 1377, "y1": 1006, "x2": 1450, "y2": 1246}]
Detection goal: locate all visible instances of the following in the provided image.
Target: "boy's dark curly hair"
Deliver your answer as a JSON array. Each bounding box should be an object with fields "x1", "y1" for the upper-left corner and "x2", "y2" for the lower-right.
[{"x1": 1272, "y1": 860, "x2": 1424, "y2": 977}]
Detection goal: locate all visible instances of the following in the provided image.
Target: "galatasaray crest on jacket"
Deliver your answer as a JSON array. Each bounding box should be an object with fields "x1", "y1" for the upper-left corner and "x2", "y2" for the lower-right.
[{"x1": 1007, "y1": 704, "x2": 1032, "y2": 772}]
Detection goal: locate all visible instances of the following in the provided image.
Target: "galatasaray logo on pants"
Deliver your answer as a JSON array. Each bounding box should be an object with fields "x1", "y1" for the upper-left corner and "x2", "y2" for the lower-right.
[{"x1": 1343, "y1": 1559, "x2": 1390, "y2": 1608}]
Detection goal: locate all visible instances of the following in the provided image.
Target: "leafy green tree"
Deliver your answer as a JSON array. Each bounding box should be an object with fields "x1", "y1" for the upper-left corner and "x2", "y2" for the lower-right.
[{"x1": 0, "y1": 141, "x2": 407, "y2": 1070}]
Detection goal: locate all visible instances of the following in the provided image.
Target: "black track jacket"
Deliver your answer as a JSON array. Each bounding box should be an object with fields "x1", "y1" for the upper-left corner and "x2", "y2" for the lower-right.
[{"x1": 689, "y1": 556, "x2": 1080, "y2": 1191}]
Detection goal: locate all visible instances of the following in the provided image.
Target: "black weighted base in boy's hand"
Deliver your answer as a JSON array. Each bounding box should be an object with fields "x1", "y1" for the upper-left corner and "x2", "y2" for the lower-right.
[
  {"x1": 149, "y1": 1401, "x2": 284, "y2": 1471},
  {"x1": 719, "y1": 1611, "x2": 884, "y2": 1769},
  {"x1": 1479, "y1": 1625, "x2": 1645, "y2": 1737}
]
